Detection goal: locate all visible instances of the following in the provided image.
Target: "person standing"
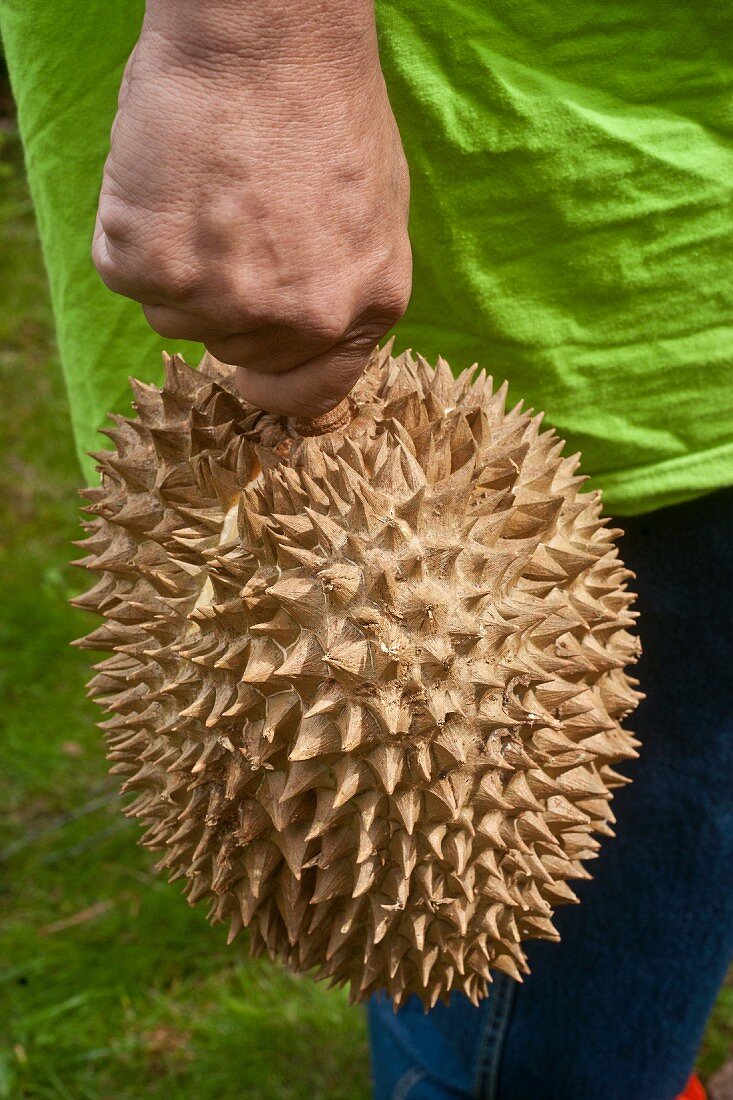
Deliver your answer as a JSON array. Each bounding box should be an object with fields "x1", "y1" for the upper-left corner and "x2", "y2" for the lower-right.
[{"x1": 1, "y1": 1, "x2": 731, "y2": 1096}]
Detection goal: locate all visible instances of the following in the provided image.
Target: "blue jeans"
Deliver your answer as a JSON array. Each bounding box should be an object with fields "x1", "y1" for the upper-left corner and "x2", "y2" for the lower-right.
[{"x1": 369, "y1": 489, "x2": 733, "y2": 1100}]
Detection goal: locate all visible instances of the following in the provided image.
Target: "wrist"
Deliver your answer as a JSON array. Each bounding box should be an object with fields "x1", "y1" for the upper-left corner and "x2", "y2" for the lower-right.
[{"x1": 143, "y1": 0, "x2": 379, "y2": 72}]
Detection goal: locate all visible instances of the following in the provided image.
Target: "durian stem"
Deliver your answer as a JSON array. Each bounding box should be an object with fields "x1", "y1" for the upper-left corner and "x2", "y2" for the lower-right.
[{"x1": 290, "y1": 398, "x2": 352, "y2": 437}]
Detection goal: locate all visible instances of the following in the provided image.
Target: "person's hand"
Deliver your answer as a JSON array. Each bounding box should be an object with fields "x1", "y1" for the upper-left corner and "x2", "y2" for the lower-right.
[{"x1": 93, "y1": 0, "x2": 411, "y2": 419}]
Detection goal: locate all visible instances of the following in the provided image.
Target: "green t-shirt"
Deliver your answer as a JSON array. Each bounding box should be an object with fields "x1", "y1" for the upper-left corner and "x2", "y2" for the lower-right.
[{"x1": 1, "y1": 0, "x2": 732, "y2": 513}]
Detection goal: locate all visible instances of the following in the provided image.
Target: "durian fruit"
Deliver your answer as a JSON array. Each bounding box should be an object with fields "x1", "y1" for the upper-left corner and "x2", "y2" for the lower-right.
[{"x1": 73, "y1": 343, "x2": 641, "y2": 1009}]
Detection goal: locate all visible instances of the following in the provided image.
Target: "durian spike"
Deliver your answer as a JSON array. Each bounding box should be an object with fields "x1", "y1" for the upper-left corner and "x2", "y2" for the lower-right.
[{"x1": 74, "y1": 343, "x2": 641, "y2": 1010}]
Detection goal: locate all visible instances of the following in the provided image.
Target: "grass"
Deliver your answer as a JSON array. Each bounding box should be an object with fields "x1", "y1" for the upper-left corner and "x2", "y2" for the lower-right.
[
  {"x1": 0, "y1": 114, "x2": 730, "y2": 1098},
  {"x1": 0, "y1": 123, "x2": 372, "y2": 1100}
]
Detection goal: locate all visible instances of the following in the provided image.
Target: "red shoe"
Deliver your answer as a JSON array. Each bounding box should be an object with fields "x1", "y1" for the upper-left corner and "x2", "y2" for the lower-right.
[{"x1": 677, "y1": 1076, "x2": 706, "y2": 1100}]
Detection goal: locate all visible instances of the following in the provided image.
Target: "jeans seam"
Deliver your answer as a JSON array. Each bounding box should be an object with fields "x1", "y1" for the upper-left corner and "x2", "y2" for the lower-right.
[
  {"x1": 392, "y1": 1066, "x2": 428, "y2": 1100},
  {"x1": 473, "y1": 974, "x2": 516, "y2": 1100}
]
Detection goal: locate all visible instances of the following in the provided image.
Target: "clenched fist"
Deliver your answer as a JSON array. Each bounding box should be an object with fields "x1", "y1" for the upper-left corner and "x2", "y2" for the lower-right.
[{"x1": 93, "y1": 0, "x2": 411, "y2": 418}]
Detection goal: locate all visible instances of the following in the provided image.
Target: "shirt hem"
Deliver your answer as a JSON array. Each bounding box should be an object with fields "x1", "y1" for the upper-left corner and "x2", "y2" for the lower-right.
[{"x1": 594, "y1": 441, "x2": 733, "y2": 516}]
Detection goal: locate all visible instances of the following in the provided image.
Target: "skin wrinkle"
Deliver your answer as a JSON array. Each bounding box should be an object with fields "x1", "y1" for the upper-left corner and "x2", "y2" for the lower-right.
[{"x1": 143, "y1": 0, "x2": 378, "y2": 70}]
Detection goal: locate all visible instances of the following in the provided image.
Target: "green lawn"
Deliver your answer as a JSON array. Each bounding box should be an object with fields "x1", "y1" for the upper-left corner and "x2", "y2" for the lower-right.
[
  {"x1": 0, "y1": 122, "x2": 372, "y2": 1100},
  {"x1": 0, "y1": 116, "x2": 730, "y2": 1099}
]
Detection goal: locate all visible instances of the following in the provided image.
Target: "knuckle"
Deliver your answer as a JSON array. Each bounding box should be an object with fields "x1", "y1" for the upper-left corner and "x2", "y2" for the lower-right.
[
  {"x1": 301, "y1": 312, "x2": 347, "y2": 345},
  {"x1": 378, "y1": 282, "x2": 411, "y2": 326},
  {"x1": 299, "y1": 304, "x2": 352, "y2": 346},
  {"x1": 149, "y1": 257, "x2": 202, "y2": 302},
  {"x1": 204, "y1": 269, "x2": 272, "y2": 331},
  {"x1": 97, "y1": 194, "x2": 134, "y2": 245},
  {"x1": 375, "y1": 248, "x2": 413, "y2": 326},
  {"x1": 92, "y1": 242, "x2": 127, "y2": 296},
  {"x1": 97, "y1": 197, "x2": 202, "y2": 303}
]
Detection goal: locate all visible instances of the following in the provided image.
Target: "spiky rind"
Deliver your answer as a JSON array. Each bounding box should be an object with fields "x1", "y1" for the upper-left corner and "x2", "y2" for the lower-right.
[{"x1": 74, "y1": 345, "x2": 641, "y2": 1008}]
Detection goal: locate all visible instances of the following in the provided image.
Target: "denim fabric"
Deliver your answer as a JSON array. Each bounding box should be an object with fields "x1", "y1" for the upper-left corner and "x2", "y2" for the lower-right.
[{"x1": 369, "y1": 488, "x2": 733, "y2": 1100}]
